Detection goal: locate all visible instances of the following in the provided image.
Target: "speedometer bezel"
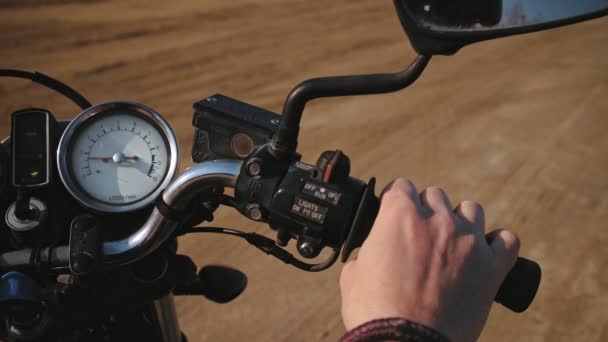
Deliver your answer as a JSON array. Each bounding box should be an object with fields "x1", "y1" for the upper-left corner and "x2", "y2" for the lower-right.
[{"x1": 57, "y1": 101, "x2": 179, "y2": 213}]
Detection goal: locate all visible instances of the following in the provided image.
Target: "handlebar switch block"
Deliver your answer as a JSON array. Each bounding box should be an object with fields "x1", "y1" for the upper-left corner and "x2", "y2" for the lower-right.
[{"x1": 236, "y1": 146, "x2": 367, "y2": 259}]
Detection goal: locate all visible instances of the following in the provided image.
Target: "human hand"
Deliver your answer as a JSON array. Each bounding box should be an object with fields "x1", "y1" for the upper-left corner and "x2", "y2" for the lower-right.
[{"x1": 339, "y1": 179, "x2": 520, "y2": 342}]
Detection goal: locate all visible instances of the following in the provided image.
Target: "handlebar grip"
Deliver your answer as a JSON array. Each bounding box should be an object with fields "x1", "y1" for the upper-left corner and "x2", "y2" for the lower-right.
[
  {"x1": 343, "y1": 180, "x2": 541, "y2": 313},
  {"x1": 494, "y1": 256, "x2": 541, "y2": 313}
]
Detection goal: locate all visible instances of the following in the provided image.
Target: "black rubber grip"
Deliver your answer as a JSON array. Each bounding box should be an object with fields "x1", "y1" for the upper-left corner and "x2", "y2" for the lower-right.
[{"x1": 494, "y1": 256, "x2": 541, "y2": 312}]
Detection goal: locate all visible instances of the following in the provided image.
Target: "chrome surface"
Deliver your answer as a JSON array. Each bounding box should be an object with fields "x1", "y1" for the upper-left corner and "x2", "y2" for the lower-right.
[
  {"x1": 153, "y1": 294, "x2": 181, "y2": 342},
  {"x1": 5, "y1": 198, "x2": 47, "y2": 232},
  {"x1": 162, "y1": 159, "x2": 242, "y2": 211},
  {"x1": 56, "y1": 101, "x2": 180, "y2": 214},
  {"x1": 6, "y1": 311, "x2": 51, "y2": 341},
  {"x1": 102, "y1": 160, "x2": 242, "y2": 265},
  {"x1": 0, "y1": 160, "x2": 242, "y2": 268}
]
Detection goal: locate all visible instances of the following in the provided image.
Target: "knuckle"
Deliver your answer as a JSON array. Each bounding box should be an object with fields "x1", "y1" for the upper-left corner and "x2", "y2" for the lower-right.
[
  {"x1": 489, "y1": 229, "x2": 522, "y2": 275},
  {"x1": 502, "y1": 230, "x2": 521, "y2": 254},
  {"x1": 423, "y1": 186, "x2": 451, "y2": 210},
  {"x1": 382, "y1": 181, "x2": 418, "y2": 212},
  {"x1": 460, "y1": 200, "x2": 482, "y2": 212},
  {"x1": 425, "y1": 186, "x2": 444, "y2": 200},
  {"x1": 427, "y1": 185, "x2": 443, "y2": 192},
  {"x1": 428, "y1": 185, "x2": 446, "y2": 196},
  {"x1": 435, "y1": 213, "x2": 457, "y2": 237},
  {"x1": 455, "y1": 200, "x2": 485, "y2": 227},
  {"x1": 384, "y1": 178, "x2": 413, "y2": 198},
  {"x1": 392, "y1": 177, "x2": 412, "y2": 190}
]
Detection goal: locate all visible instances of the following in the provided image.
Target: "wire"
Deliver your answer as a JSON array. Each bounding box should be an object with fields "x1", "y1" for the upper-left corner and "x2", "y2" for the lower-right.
[
  {"x1": 0, "y1": 69, "x2": 92, "y2": 110},
  {"x1": 218, "y1": 194, "x2": 238, "y2": 208},
  {"x1": 182, "y1": 226, "x2": 340, "y2": 272},
  {"x1": 181, "y1": 226, "x2": 247, "y2": 238}
]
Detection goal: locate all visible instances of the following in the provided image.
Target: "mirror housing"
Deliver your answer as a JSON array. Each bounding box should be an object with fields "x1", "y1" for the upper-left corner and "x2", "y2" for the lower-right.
[{"x1": 394, "y1": 0, "x2": 608, "y2": 55}]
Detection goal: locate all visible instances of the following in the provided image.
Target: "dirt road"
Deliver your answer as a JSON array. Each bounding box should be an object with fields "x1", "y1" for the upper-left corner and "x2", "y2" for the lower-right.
[{"x1": 1, "y1": 1, "x2": 607, "y2": 341}]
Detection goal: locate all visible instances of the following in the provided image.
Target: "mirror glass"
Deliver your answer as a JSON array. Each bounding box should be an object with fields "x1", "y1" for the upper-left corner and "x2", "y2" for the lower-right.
[{"x1": 404, "y1": 0, "x2": 608, "y2": 31}]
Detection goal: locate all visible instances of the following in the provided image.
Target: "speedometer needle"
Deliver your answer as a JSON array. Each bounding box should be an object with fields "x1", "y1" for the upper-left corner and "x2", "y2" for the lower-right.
[{"x1": 90, "y1": 153, "x2": 139, "y2": 163}]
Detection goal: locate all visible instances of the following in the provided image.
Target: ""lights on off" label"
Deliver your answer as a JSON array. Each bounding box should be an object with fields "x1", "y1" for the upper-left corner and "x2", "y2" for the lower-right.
[{"x1": 290, "y1": 197, "x2": 328, "y2": 224}]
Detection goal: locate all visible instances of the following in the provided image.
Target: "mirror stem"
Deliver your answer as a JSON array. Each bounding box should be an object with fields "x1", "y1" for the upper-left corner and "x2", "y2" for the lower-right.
[{"x1": 271, "y1": 54, "x2": 431, "y2": 157}]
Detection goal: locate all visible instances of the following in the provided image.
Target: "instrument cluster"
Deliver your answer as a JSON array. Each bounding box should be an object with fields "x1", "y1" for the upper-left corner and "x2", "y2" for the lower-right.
[
  {"x1": 0, "y1": 102, "x2": 179, "y2": 251},
  {"x1": 57, "y1": 101, "x2": 179, "y2": 214}
]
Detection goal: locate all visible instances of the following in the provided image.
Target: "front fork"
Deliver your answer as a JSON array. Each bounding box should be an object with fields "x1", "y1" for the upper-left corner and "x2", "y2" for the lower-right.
[{"x1": 152, "y1": 294, "x2": 183, "y2": 342}]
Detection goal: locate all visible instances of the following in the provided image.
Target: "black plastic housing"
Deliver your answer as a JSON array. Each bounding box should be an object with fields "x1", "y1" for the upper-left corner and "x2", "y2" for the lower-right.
[
  {"x1": 11, "y1": 109, "x2": 58, "y2": 188},
  {"x1": 235, "y1": 148, "x2": 368, "y2": 256},
  {"x1": 393, "y1": 0, "x2": 608, "y2": 56},
  {"x1": 192, "y1": 94, "x2": 281, "y2": 162}
]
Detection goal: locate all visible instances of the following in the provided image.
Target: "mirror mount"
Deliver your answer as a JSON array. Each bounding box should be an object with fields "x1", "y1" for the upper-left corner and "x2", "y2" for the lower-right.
[
  {"x1": 271, "y1": 55, "x2": 431, "y2": 158},
  {"x1": 394, "y1": 2, "x2": 467, "y2": 55}
]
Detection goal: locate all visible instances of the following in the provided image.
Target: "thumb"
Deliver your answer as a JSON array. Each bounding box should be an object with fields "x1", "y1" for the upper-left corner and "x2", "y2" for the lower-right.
[{"x1": 488, "y1": 229, "x2": 521, "y2": 279}]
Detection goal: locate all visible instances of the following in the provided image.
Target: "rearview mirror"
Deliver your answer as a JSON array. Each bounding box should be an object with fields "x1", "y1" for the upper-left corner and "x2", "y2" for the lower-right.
[{"x1": 394, "y1": 0, "x2": 608, "y2": 55}]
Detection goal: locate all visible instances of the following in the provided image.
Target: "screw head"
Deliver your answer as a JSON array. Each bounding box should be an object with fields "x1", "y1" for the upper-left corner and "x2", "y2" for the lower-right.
[
  {"x1": 297, "y1": 241, "x2": 315, "y2": 258},
  {"x1": 247, "y1": 204, "x2": 263, "y2": 221},
  {"x1": 246, "y1": 160, "x2": 262, "y2": 176}
]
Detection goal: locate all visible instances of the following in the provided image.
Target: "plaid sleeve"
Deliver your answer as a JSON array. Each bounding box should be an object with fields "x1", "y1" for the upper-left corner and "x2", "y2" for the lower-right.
[{"x1": 341, "y1": 318, "x2": 451, "y2": 342}]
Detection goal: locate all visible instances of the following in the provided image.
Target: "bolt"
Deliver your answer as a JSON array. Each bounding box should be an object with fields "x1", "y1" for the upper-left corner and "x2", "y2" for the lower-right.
[
  {"x1": 247, "y1": 204, "x2": 263, "y2": 221},
  {"x1": 270, "y1": 119, "x2": 280, "y2": 125},
  {"x1": 298, "y1": 241, "x2": 315, "y2": 258},
  {"x1": 246, "y1": 158, "x2": 262, "y2": 176}
]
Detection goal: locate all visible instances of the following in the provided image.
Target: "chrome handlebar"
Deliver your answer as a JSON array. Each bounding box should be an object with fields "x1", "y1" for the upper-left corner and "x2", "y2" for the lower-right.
[
  {"x1": 103, "y1": 160, "x2": 242, "y2": 265},
  {"x1": 0, "y1": 160, "x2": 243, "y2": 269}
]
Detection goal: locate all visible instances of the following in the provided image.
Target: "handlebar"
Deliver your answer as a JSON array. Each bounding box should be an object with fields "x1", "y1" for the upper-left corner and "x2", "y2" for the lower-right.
[
  {"x1": 0, "y1": 157, "x2": 540, "y2": 312},
  {"x1": 103, "y1": 160, "x2": 242, "y2": 265}
]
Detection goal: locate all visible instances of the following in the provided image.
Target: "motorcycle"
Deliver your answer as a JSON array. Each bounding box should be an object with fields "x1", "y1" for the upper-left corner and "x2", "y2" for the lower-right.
[{"x1": 0, "y1": 1, "x2": 606, "y2": 341}]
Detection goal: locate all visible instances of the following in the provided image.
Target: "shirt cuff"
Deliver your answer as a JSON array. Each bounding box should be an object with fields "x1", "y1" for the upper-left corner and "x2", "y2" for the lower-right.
[{"x1": 341, "y1": 317, "x2": 451, "y2": 342}]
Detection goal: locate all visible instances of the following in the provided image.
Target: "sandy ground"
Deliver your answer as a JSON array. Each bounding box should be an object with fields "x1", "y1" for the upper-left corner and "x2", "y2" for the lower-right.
[{"x1": 0, "y1": 1, "x2": 607, "y2": 341}]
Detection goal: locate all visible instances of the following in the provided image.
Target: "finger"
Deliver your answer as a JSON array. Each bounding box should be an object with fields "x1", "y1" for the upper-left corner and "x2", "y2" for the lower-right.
[
  {"x1": 420, "y1": 186, "x2": 454, "y2": 215},
  {"x1": 380, "y1": 178, "x2": 422, "y2": 212},
  {"x1": 339, "y1": 259, "x2": 356, "y2": 291},
  {"x1": 488, "y1": 229, "x2": 521, "y2": 276},
  {"x1": 454, "y1": 200, "x2": 485, "y2": 235},
  {"x1": 379, "y1": 179, "x2": 397, "y2": 199}
]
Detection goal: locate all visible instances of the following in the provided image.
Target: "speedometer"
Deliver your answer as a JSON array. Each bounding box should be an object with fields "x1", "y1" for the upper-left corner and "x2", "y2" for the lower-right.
[{"x1": 57, "y1": 101, "x2": 178, "y2": 213}]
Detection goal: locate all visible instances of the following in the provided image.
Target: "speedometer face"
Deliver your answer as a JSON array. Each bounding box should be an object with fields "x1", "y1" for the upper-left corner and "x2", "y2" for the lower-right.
[
  {"x1": 71, "y1": 113, "x2": 168, "y2": 205},
  {"x1": 58, "y1": 101, "x2": 178, "y2": 213}
]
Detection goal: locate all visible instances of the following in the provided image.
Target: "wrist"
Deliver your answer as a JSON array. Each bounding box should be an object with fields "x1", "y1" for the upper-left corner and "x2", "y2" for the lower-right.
[{"x1": 341, "y1": 317, "x2": 451, "y2": 342}]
